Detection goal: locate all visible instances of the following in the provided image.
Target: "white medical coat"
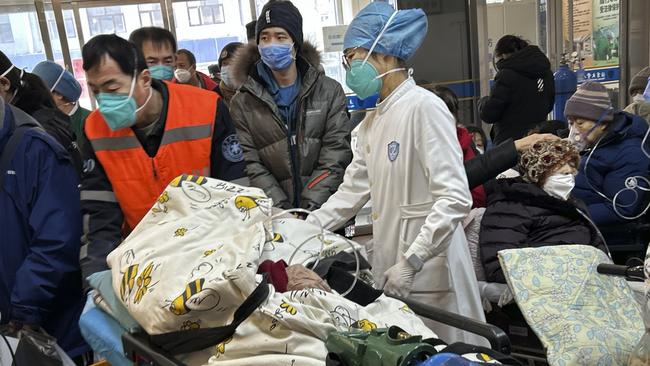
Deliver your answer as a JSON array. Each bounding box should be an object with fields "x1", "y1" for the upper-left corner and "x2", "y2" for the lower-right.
[{"x1": 310, "y1": 78, "x2": 486, "y2": 344}]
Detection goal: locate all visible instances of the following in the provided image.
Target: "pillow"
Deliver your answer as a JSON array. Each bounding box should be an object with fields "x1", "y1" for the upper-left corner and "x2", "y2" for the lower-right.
[
  {"x1": 87, "y1": 271, "x2": 141, "y2": 332},
  {"x1": 499, "y1": 245, "x2": 643, "y2": 366}
]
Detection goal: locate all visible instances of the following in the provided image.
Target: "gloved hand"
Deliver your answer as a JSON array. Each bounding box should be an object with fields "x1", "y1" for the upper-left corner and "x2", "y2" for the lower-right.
[{"x1": 382, "y1": 259, "x2": 417, "y2": 298}]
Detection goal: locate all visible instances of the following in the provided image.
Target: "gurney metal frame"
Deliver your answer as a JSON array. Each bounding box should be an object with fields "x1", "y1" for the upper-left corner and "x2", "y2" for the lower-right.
[{"x1": 121, "y1": 297, "x2": 511, "y2": 365}]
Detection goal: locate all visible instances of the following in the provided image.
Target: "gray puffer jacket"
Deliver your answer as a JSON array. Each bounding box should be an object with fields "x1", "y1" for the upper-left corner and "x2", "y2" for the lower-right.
[{"x1": 229, "y1": 42, "x2": 352, "y2": 210}]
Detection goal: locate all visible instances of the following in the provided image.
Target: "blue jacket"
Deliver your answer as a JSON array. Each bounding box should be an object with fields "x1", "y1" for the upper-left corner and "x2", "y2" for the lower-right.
[
  {"x1": 573, "y1": 112, "x2": 650, "y2": 226},
  {"x1": 0, "y1": 100, "x2": 88, "y2": 357}
]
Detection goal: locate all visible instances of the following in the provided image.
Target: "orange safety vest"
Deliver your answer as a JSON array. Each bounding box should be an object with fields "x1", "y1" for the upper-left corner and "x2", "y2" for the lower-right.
[{"x1": 85, "y1": 81, "x2": 218, "y2": 230}]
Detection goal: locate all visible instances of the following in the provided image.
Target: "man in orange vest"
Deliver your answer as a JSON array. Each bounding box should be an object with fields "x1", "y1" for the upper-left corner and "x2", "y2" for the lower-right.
[{"x1": 79, "y1": 34, "x2": 247, "y2": 280}]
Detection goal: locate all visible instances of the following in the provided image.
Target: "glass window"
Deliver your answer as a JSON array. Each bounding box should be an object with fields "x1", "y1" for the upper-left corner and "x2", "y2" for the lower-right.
[
  {"x1": 186, "y1": 0, "x2": 225, "y2": 26},
  {"x1": 172, "y1": 0, "x2": 251, "y2": 73},
  {"x1": 46, "y1": 10, "x2": 76, "y2": 39},
  {"x1": 87, "y1": 7, "x2": 127, "y2": 36},
  {"x1": 0, "y1": 14, "x2": 15, "y2": 43},
  {"x1": 138, "y1": 4, "x2": 164, "y2": 27},
  {"x1": 0, "y1": 4, "x2": 46, "y2": 71}
]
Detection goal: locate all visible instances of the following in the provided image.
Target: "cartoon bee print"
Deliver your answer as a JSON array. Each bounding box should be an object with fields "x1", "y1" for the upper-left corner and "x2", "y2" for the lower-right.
[
  {"x1": 279, "y1": 300, "x2": 297, "y2": 316},
  {"x1": 180, "y1": 320, "x2": 201, "y2": 331},
  {"x1": 174, "y1": 227, "x2": 188, "y2": 237},
  {"x1": 234, "y1": 196, "x2": 270, "y2": 220},
  {"x1": 120, "y1": 264, "x2": 139, "y2": 301},
  {"x1": 134, "y1": 262, "x2": 155, "y2": 304},
  {"x1": 168, "y1": 278, "x2": 220, "y2": 316},
  {"x1": 272, "y1": 233, "x2": 284, "y2": 243},
  {"x1": 203, "y1": 249, "x2": 216, "y2": 257},
  {"x1": 169, "y1": 174, "x2": 207, "y2": 187},
  {"x1": 216, "y1": 336, "x2": 232, "y2": 356},
  {"x1": 351, "y1": 319, "x2": 377, "y2": 332},
  {"x1": 399, "y1": 304, "x2": 414, "y2": 314},
  {"x1": 152, "y1": 191, "x2": 170, "y2": 214}
]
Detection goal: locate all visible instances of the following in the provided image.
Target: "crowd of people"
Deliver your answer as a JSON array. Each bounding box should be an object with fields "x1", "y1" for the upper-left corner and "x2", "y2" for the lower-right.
[{"x1": 0, "y1": 0, "x2": 649, "y2": 364}]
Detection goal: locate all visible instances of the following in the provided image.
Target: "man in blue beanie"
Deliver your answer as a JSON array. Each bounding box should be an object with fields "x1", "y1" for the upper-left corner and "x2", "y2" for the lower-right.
[
  {"x1": 308, "y1": 2, "x2": 485, "y2": 345},
  {"x1": 229, "y1": 0, "x2": 351, "y2": 210},
  {"x1": 33, "y1": 60, "x2": 90, "y2": 145}
]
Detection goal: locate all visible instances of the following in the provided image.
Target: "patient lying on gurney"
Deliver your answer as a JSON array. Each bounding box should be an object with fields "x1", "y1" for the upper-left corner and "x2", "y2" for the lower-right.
[{"x1": 79, "y1": 177, "x2": 441, "y2": 366}]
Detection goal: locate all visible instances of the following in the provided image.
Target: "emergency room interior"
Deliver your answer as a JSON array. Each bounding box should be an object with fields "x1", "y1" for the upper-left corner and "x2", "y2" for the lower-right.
[{"x1": 1, "y1": 0, "x2": 650, "y2": 365}]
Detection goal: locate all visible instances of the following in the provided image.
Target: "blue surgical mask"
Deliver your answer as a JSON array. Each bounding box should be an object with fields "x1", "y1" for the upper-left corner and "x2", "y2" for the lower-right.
[
  {"x1": 96, "y1": 71, "x2": 152, "y2": 131},
  {"x1": 258, "y1": 43, "x2": 295, "y2": 71},
  {"x1": 149, "y1": 64, "x2": 174, "y2": 80}
]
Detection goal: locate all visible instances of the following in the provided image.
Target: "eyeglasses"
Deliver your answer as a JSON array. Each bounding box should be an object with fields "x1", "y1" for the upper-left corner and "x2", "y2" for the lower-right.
[{"x1": 341, "y1": 47, "x2": 360, "y2": 70}]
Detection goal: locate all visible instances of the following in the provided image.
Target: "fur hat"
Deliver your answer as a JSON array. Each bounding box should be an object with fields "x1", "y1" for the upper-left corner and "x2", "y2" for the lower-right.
[{"x1": 519, "y1": 139, "x2": 579, "y2": 184}]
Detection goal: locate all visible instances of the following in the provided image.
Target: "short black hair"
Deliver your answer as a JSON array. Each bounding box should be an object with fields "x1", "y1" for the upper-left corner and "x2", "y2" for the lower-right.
[
  {"x1": 495, "y1": 35, "x2": 529, "y2": 57},
  {"x1": 528, "y1": 120, "x2": 569, "y2": 138},
  {"x1": 466, "y1": 125, "x2": 487, "y2": 145},
  {"x1": 82, "y1": 34, "x2": 147, "y2": 75},
  {"x1": 129, "y1": 27, "x2": 177, "y2": 54},
  {"x1": 246, "y1": 20, "x2": 257, "y2": 42},
  {"x1": 176, "y1": 49, "x2": 196, "y2": 67}
]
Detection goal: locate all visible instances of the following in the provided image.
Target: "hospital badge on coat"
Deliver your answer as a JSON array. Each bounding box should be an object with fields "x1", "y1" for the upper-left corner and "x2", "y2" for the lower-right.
[{"x1": 387, "y1": 141, "x2": 399, "y2": 162}]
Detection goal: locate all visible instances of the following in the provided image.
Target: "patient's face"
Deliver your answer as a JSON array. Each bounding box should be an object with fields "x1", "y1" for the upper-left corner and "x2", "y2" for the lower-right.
[{"x1": 551, "y1": 162, "x2": 577, "y2": 176}]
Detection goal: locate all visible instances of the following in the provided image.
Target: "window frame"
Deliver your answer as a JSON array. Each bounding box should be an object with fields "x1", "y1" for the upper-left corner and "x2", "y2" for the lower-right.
[
  {"x1": 0, "y1": 14, "x2": 15, "y2": 43},
  {"x1": 186, "y1": 0, "x2": 225, "y2": 27},
  {"x1": 86, "y1": 7, "x2": 127, "y2": 36}
]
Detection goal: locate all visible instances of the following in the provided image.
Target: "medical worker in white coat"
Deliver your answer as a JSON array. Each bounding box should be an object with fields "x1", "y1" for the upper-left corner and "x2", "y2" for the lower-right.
[{"x1": 308, "y1": 2, "x2": 486, "y2": 345}]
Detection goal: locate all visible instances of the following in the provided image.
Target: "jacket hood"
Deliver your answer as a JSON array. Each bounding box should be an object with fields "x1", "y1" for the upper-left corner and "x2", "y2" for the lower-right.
[
  {"x1": 497, "y1": 45, "x2": 551, "y2": 79},
  {"x1": 609, "y1": 111, "x2": 649, "y2": 141},
  {"x1": 230, "y1": 41, "x2": 322, "y2": 89}
]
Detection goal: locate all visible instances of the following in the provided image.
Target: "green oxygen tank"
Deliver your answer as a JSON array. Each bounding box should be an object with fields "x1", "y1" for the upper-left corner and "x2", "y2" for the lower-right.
[{"x1": 325, "y1": 326, "x2": 440, "y2": 366}]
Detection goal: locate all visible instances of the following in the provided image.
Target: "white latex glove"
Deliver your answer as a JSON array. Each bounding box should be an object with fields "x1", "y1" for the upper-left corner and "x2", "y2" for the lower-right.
[{"x1": 382, "y1": 259, "x2": 417, "y2": 298}]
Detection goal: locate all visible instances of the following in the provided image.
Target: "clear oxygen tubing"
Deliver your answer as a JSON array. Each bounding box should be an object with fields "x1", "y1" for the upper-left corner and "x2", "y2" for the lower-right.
[
  {"x1": 582, "y1": 127, "x2": 650, "y2": 220},
  {"x1": 265, "y1": 208, "x2": 361, "y2": 297}
]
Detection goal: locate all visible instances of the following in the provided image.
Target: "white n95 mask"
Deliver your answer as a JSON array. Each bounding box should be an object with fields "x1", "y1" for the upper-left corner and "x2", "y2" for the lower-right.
[
  {"x1": 174, "y1": 68, "x2": 192, "y2": 84},
  {"x1": 543, "y1": 173, "x2": 575, "y2": 201}
]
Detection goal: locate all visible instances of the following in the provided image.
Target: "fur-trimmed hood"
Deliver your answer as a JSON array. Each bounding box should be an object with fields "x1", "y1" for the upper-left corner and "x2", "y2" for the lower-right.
[{"x1": 229, "y1": 41, "x2": 323, "y2": 89}]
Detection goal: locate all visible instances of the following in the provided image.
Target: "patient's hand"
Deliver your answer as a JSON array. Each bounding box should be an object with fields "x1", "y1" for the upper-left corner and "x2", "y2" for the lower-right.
[{"x1": 286, "y1": 264, "x2": 332, "y2": 292}]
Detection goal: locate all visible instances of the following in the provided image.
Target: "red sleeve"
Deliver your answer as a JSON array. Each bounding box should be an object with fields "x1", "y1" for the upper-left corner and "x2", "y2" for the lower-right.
[{"x1": 257, "y1": 260, "x2": 289, "y2": 293}]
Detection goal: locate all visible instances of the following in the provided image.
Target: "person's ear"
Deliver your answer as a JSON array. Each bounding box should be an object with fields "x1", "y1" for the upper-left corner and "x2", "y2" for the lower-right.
[
  {"x1": 139, "y1": 69, "x2": 152, "y2": 89},
  {"x1": 0, "y1": 76, "x2": 11, "y2": 93}
]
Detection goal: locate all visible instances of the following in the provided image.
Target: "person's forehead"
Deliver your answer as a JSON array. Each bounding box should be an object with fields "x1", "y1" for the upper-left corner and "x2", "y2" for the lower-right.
[
  {"x1": 142, "y1": 40, "x2": 175, "y2": 57},
  {"x1": 176, "y1": 52, "x2": 190, "y2": 63},
  {"x1": 87, "y1": 55, "x2": 129, "y2": 81},
  {"x1": 261, "y1": 27, "x2": 289, "y2": 37}
]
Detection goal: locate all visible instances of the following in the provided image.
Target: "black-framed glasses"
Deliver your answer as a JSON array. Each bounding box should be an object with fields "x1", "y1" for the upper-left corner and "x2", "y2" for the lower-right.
[{"x1": 341, "y1": 47, "x2": 360, "y2": 70}]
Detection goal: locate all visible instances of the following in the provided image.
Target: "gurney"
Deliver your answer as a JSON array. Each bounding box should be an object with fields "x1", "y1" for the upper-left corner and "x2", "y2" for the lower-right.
[
  {"x1": 79, "y1": 176, "x2": 511, "y2": 365},
  {"x1": 119, "y1": 296, "x2": 511, "y2": 366}
]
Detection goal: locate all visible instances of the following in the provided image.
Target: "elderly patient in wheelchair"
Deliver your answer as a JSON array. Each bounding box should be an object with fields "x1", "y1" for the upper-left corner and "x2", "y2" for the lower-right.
[{"x1": 460, "y1": 138, "x2": 646, "y2": 366}]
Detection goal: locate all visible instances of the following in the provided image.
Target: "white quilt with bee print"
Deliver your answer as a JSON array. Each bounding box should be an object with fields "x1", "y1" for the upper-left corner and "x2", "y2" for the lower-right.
[{"x1": 106, "y1": 176, "x2": 436, "y2": 365}]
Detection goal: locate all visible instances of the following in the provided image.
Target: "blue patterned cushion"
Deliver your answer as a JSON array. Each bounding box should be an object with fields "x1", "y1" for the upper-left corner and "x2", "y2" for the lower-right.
[{"x1": 499, "y1": 245, "x2": 643, "y2": 366}]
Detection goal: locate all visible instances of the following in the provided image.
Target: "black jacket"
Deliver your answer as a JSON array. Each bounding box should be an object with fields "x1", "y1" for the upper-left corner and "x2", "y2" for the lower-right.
[
  {"x1": 480, "y1": 178, "x2": 607, "y2": 283},
  {"x1": 79, "y1": 80, "x2": 247, "y2": 281},
  {"x1": 30, "y1": 107, "x2": 83, "y2": 176},
  {"x1": 479, "y1": 46, "x2": 555, "y2": 144},
  {"x1": 464, "y1": 138, "x2": 518, "y2": 189}
]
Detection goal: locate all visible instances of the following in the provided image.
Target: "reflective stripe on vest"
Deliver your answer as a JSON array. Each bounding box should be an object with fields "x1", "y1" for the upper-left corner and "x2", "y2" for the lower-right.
[{"x1": 85, "y1": 81, "x2": 218, "y2": 230}]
